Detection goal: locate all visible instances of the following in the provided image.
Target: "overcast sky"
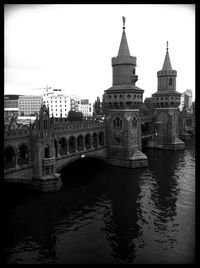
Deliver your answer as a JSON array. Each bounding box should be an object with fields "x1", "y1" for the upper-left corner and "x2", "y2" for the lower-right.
[{"x1": 4, "y1": 4, "x2": 195, "y2": 102}]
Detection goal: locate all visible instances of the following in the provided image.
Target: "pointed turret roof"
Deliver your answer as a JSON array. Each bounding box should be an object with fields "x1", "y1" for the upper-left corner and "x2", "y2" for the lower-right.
[
  {"x1": 162, "y1": 41, "x2": 172, "y2": 70},
  {"x1": 117, "y1": 18, "x2": 131, "y2": 57}
]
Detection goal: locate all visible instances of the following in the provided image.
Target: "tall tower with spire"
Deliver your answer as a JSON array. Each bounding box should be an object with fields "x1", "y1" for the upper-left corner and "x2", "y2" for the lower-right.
[
  {"x1": 152, "y1": 42, "x2": 185, "y2": 150},
  {"x1": 103, "y1": 17, "x2": 148, "y2": 168}
]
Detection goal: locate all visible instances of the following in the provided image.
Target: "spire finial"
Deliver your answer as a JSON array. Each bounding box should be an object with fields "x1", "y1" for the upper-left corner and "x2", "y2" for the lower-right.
[
  {"x1": 122, "y1": 16, "x2": 126, "y2": 30},
  {"x1": 166, "y1": 41, "x2": 169, "y2": 52}
]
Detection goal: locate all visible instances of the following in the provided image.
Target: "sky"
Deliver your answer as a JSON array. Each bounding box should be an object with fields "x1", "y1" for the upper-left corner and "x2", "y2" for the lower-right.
[{"x1": 4, "y1": 4, "x2": 195, "y2": 102}]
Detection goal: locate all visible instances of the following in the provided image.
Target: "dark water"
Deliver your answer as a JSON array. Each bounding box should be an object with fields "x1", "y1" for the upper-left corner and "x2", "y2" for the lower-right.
[{"x1": 3, "y1": 138, "x2": 195, "y2": 264}]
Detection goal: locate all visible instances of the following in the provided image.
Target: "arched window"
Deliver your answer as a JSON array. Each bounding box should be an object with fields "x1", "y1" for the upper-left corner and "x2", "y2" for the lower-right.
[
  {"x1": 44, "y1": 144, "x2": 50, "y2": 158},
  {"x1": 169, "y1": 78, "x2": 173, "y2": 86},
  {"x1": 99, "y1": 131, "x2": 105, "y2": 146},
  {"x1": 92, "y1": 132, "x2": 98, "y2": 148},
  {"x1": 77, "y1": 135, "x2": 84, "y2": 151},
  {"x1": 59, "y1": 137, "x2": 67, "y2": 155},
  {"x1": 54, "y1": 139, "x2": 58, "y2": 157},
  {"x1": 69, "y1": 136, "x2": 76, "y2": 153},
  {"x1": 132, "y1": 116, "x2": 137, "y2": 128},
  {"x1": 44, "y1": 120, "x2": 48, "y2": 130},
  {"x1": 85, "y1": 134, "x2": 91, "y2": 149},
  {"x1": 113, "y1": 117, "x2": 122, "y2": 129}
]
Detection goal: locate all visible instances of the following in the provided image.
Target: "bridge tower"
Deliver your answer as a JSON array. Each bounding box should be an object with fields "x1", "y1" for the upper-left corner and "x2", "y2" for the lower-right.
[
  {"x1": 103, "y1": 17, "x2": 148, "y2": 168},
  {"x1": 152, "y1": 42, "x2": 185, "y2": 150},
  {"x1": 31, "y1": 104, "x2": 63, "y2": 191}
]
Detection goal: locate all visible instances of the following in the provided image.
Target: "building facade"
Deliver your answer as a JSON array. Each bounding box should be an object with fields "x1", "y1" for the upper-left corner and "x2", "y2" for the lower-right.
[
  {"x1": 79, "y1": 99, "x2": 93, "y2": 117},
  {"x1": 4, "y1": 95, "x2": 20, "y2": 122},
  {"x1": 18, "y1": 95, "x2": 43, "y2": 116},
  {"x1": 70, "y1": 95, "x2": 81, "y2": 112},
  {"x1": 43, "y1": 88, "x2": 71, "y2": 118},
  {"x1": 4, "y1": 108, "x2": 19, "y2": 123},
  {"x1": 179, "y1": 89, "x2": 193, "y2": 112},
  {"x1": 4, "y1": 95, "x2": 19, "y2": 108}
]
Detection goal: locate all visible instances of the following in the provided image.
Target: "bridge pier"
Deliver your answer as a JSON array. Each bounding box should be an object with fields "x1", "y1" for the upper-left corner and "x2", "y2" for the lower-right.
[
  {"x1": 106, "y1": 149, "x2": 148, "y2": 168},
  {"x1": 32, "y1": 173, "x2": 63, "y2": 192}
]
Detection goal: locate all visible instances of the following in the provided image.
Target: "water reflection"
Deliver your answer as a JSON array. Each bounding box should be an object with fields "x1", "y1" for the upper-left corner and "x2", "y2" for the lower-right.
[
  {"x1": 134, "y1": 148, "x2": 191, "y2": 263},
  {"x1": 148, "y1": 149, "x2": 183, "y2": 219},
  {"x1": 101, "y1": 167, "x2": 144, "y2": 263}
]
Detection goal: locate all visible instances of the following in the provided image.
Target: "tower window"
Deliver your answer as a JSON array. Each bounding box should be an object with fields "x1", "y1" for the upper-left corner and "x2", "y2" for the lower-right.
[
  {"x1": 113, "y1": 117, "x2": 122, "y2": 129},
  {"x1": 44, "y1": 120, "x2": 48, "y2": 130},
  {"x1": 132, "y1": 116, "x2": 137, "y2": 128},
  {"x1": 169, "y1": 78, "x2": 173, "y2": 86}
]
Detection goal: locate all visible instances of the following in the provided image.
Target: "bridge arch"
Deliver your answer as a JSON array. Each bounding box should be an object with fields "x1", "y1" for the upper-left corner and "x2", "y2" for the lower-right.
[
  {"x1": 55, "y1": 153, "x2": 107, "y2": 173},
  {"x1": 17, "y1": 143, "x2": 29, "y2": 166},
  {"x1": 4, "y1": 145, "x2": 17, "y2": 169}
]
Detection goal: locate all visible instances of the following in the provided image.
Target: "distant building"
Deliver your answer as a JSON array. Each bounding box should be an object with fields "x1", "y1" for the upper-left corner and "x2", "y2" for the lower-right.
[
  {"x1": 79, "y1": 99, "x2": 93, "y2": 117},
  {"x1": 4, "y1": 95, "x2": 21, "y2": 122},
  {"x1": 179, "y1": 89, "x2": 193, "y2": 112},
  {"x1": 18, "y1": 95, "x2": 43, "y2": 116},
  {"x1": 4, "y1": 95, "x2": 20, "y2": 108},
  {"x1": 185, "y1": 89, "x2": 193, "y2": 108},
  {"x1": 43, "y1": 88, "x2": 71, "y2": 118},
  {"x1": 70, "y1": 95, "x2": 81, "y2": 112},
  {"x1": 17, "y1": 116, "x2": 36, "y2": 125},
  {"x1": 4, "y1": 108, "x2": 19, "y2": 123}
]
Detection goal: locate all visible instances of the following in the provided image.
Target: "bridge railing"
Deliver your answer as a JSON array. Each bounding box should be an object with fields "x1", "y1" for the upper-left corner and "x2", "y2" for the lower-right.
[
  {"x1": 141, "y1": 131, "x2": 156, "y2": 138},
  {"x1": 42, "y1": 157, "x2": 55, "y2": 166},
  {"x1": 54, "y1": 120, "x2": 105, "y2": 132},
  {"x1": 140, "y1": 115, "x2": 154, "y2": 123}
]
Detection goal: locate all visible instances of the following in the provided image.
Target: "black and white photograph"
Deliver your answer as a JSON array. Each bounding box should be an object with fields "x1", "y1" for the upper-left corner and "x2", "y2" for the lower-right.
[{"x1": 3, "y1": 4, "x2": 195, "y2": 264}]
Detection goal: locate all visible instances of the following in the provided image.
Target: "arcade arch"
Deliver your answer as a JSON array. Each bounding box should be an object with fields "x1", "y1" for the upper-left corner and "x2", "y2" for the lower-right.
[
  {"x1": 4, "y1": 146, "x2": 16, "y2": 169},
  {"x1": 17, "y1": 143, "x2": 29, "y2": 165}
]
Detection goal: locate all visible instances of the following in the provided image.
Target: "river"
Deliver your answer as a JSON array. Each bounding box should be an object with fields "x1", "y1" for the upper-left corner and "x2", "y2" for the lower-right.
[{"x1": 3, "y1": 137, "x2": 195, "y2": 264}]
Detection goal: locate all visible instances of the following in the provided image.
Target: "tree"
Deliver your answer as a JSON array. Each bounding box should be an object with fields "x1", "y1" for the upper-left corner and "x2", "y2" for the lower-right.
[
  {"x1": 140, "y1": 97, "x2": 155, "y2": 115},
  {"x1": 67, "y1": 110, "x2": 83, "y2": 121},
  {"x1": 93, "y1": 96, "x2": 102, "y2": 116}
]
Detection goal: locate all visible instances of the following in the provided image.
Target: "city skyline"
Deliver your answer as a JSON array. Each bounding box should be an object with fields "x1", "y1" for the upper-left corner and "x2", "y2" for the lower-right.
[{"x1": 4, "y1": 4, "x2": 195, "y2": 102}]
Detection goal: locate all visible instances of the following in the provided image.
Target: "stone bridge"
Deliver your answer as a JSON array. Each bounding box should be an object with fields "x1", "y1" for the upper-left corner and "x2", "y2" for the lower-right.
[
  {"x1": 4, "y1": 114, "x2": 155, "y2": 181},
  {"x1": 4, "y1": 107, "x2": 187, "y2": 192},
  {"x1": 4, "y1": 116, "x2": 107, "y2": 183}
]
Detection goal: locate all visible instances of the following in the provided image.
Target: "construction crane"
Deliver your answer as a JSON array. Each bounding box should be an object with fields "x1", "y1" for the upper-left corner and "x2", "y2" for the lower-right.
[{"x1": 32, "y1": 85, "x2": 52, "y2": 92}]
